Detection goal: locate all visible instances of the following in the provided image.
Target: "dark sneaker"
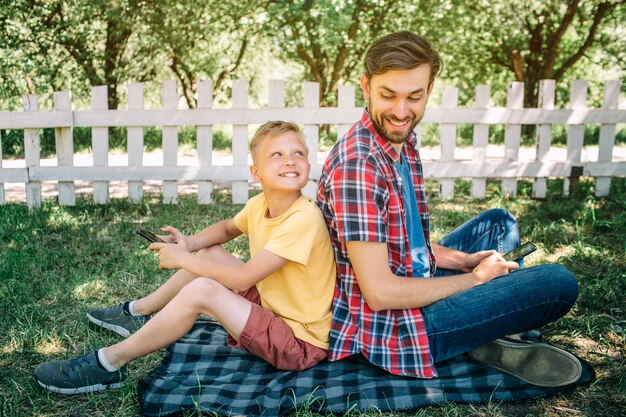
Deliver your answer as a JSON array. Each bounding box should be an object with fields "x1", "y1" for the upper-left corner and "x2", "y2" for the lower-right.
[
  {"x1": 468, "y1": 338, "x2": 582, "y2": 387},
  {"x1": 87, "y1": 303, "x2": 148, "y2": 337},
  {"x1": 34, "y1": 351, "x2": 127, "y2": 395}
]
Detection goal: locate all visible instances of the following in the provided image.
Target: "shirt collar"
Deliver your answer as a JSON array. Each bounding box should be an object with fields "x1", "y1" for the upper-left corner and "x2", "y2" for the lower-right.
[{"x1": 360, "y1": 109, "x2": 419, "y2": 162}]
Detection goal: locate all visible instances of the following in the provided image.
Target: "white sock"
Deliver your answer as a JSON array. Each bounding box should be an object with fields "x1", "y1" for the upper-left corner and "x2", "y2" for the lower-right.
[
  {"x1": 97, "y1": 348, "x2": 120, "y2": 372},
  {"x1": 127, "y1": 300, "x2": 143, "y2": 317}
]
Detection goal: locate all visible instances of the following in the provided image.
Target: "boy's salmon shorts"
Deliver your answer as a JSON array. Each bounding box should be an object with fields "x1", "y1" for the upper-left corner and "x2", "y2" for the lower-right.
[{"x1": 226, "y1": 286, "x2": 328, "y2": 371}]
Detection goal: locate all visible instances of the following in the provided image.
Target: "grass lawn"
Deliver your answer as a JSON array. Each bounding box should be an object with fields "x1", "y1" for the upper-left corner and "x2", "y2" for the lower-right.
[{"x1": 1, "y1": 179, "x2": 624, "y2": 417}]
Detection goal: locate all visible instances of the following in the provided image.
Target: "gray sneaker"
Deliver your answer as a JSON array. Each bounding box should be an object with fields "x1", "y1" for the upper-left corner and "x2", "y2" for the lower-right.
[
  {"x1": 87, "y1": 303, "x2": 148, "y2": 337},
  {"x1": 34, "y1": 351, "x2": 127, "y2": 395},
  {"x1": 468, "y1": 338, "x2": 582, "y2": 387}
]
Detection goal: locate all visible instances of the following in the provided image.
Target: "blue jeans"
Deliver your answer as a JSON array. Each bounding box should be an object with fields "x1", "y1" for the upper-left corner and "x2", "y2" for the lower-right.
[{"x1": 422, "y1": 209, "x2": 578, "y2": 364}]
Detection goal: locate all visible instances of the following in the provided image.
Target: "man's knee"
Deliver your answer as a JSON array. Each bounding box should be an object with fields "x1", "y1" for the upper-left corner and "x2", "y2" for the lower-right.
[
  {"x1": 484, "y1": 208, "x2": 517, "y2": 228},
  {"x1": 526, "y1": 263, "x2": 578, "y2": 307}
]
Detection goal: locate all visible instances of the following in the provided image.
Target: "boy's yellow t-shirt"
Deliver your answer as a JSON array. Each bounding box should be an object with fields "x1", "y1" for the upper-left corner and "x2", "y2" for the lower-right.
[{"x1": 233, "y1": 193, "x2": 336, "y2": 349}]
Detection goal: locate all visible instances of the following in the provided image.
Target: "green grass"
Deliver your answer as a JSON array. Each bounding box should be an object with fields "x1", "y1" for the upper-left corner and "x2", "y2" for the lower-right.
[{"x1": 1, "y1": 179, "x2": 625, "y2": 417}]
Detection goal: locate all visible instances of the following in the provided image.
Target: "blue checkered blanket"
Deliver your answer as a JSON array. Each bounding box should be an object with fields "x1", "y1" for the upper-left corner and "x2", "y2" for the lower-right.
[{"x1": 138, "y1": 319, "x2": 594, "y2": 417}]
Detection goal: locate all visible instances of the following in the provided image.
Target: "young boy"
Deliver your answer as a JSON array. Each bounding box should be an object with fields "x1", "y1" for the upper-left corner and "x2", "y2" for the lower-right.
[{"x1": 34, "y1": 121, "x2": 336, "y2": 394}]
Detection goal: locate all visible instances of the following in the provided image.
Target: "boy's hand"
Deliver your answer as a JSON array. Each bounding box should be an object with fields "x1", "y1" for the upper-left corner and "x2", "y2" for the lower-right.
[
  {"x1": 149, "y1": 239, "x2": 189, "y2": 269},
  {"x1": 156, "y1": 226, "x2": 186, "y2": 245}
]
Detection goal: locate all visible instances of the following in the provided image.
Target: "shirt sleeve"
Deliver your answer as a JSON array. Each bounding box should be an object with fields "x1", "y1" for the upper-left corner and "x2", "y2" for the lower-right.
[
  {"x1": 264, "y1": 211, "x2": 318, "y2": 266},
  {"x1": 327, "y1": 157, "x2": 389, "y2": 243}
]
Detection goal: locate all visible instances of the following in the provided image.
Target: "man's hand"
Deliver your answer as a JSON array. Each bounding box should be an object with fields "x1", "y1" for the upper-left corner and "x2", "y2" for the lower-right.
[
  {"x1": 462, "y1": 250, "x2": 497, "y2": 272},
  {"x1": 149, "y1": 240, "x2": 190, "y2": 270},
  {"x1": 471, "y1": 253, "x2": 519, "y2": 284}
]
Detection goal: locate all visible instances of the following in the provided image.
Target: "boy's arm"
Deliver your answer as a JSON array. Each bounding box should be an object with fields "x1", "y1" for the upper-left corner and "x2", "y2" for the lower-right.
[
  {"x1": 172, "y1": 248, "x2": 288, "y2": 292},
  {"x1": 184, "y1": 219, "x2": 243, "y2": 252}
]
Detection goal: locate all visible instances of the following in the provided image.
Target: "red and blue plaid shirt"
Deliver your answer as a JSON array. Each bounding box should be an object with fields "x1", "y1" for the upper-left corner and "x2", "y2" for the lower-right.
[{"x1": 317, "y1": 110, "x2": 437, "y2": 378}]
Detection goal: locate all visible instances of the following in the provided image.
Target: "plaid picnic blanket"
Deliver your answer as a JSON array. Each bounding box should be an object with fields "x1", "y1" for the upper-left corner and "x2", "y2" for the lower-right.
[{"x1": 138, "y1": 318, "x2": 594, "y2": 417}]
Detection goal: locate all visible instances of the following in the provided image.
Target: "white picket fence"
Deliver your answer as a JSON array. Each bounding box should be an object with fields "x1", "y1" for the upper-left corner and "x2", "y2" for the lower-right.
[{"x1": 0, "y1": 78, "x2": 624, "y2": 209}]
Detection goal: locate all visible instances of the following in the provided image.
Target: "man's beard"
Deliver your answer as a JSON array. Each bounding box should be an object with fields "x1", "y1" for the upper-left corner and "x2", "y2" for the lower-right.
[{"x1": 370, "y1": 111, "x2": 422, "y2": 145}]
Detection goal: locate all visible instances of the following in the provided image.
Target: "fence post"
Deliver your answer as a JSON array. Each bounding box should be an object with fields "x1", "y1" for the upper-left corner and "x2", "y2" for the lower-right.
[
  {"x1": 564, "y1": 80, "x2": 587, "y2": 196},
  {"x1": 54, "y1": 91, "x2": 76, "y2": 206},
  {"x1": 502, "y1": 82, "x2": 523, "y2": 198},
  {"x1": 128, "y1": 83, "x2": 145, "y2": 203},
  {"x1": 91, "y1": 86, "x2": 109, "y2": 204},
  {"x1": 162, "y1": 80, "x2": 179, "y2": 204},
  {"x1": 440, "y1": 87, "x2": 458, "y2": 199},
  {"x1": 337, "y1": 85, "x2": 355, "y2": 142},
  {"x1": 595, "y1": 79, "x2": 620, "y2": 197},
  {"x1": 533, "y1": 79, "x2": 555, "y2": 199},
  {"x1": 232, "y1": 79, "x2": 250, "y2": 204},
  {"x1": 0, "y1": 130, "x2": 4, "y2": 204},
  {"x1": 472, "y1": 85, "x2": 490, "y2": 199},
  {"x1": 197, "y1": 80, "x2": 214, "y2": 204},
  {"x1": 303, "y1": 82, "x2": 320, "y2": 199},
  {"x1": 23, "y1": 94, "x2": 41, "y2": 209}
]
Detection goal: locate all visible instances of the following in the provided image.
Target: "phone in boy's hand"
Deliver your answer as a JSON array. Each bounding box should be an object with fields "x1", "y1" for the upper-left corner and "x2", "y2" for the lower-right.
[
  {"x1": 503, "y1": 241, "x2": 537, "y2": 261},
  {"x1": 136, "y1": 225, "x2": 165, "y2": 243}
]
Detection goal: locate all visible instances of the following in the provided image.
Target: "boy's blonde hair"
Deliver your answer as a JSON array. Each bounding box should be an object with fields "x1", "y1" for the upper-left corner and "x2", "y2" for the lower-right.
[{"x1": 249, "y1": 121, "x2": 308, "y2": 163}]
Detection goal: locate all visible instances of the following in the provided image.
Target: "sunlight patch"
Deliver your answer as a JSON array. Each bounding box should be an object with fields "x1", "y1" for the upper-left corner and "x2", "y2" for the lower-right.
[
  {"x1": 545, "y1": 245, "x2": 575, "y2": 263},
  {"x1": 1, "y1": 337, "x2": 19, "y2": 354},
  {"x1": 36, "y1": 336, "x2": 65, "y2": 355},
  {"x1": 73, "y1": 280, "x2": 105, "y2": 299}
]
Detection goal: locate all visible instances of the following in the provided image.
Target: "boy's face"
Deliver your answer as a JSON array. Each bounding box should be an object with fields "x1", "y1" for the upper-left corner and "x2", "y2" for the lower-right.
[
  {"x1": 361, "y1": 64, "x2": 433, "y2": 149},
  {"x1": 250, "y1": 131, "x2": 310, "y2": 194}
]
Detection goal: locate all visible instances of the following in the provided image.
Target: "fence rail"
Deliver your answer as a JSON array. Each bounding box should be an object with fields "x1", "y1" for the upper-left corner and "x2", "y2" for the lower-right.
[{"x1": 0, "y1": 78, "x2": 624, "y2": 209}]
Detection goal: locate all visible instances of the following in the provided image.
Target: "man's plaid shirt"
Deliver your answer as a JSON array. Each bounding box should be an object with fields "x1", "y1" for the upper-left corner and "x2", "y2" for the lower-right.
[{"x1": 317, "y1": 110, "x2": 437, "y2": 378}]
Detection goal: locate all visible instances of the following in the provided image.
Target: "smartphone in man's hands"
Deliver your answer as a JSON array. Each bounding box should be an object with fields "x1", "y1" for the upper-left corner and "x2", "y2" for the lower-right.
[
  {"x1": 503, "y1": 241, "x2": 537, "y2": 261},
  {"x1": 136, "y1": 225, "x2": 166, "y2": 243}
]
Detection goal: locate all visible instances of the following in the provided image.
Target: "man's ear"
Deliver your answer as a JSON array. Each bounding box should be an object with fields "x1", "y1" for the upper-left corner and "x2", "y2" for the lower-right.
[
  {"x1": 427, "y1": 80, "x2": 435, "y2": 97},
  {"x1": 250, "y1": 165, "x2": 261, "y2": 182},
  {"x1": 360, "y1": 74, "x2": 370, "y2": 101}
]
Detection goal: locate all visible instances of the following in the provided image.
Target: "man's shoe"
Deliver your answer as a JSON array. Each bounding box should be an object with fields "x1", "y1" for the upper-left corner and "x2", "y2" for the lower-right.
[
  {"x1": 467, "y1": 338, "x2": 582, "y2": 387},
  {"x1": 34, "y1": 351, "x2": 127, "y2": 395},
  {"x1": 87, "y1": 303, "x2": 148, "y2": 337}
]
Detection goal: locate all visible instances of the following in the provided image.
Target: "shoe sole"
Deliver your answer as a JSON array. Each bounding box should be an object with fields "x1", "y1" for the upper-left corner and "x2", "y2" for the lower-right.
[
  {"x1": 468, "y1": 339, "x2": 582, "y2": 387},
  {"x1": 36, "y1": 378, "x2": 123, "y2": 395},
  {"x1": 86, "y1": 313, "x2": 131, "y2": 337}
]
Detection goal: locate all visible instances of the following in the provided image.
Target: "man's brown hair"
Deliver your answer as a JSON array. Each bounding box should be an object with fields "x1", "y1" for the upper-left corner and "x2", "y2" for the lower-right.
[
  {"x1": 363, "y1": 31, "x2": 443, "y2": 84},
  {"x1": 249, "y1": 121, "x2": 307, "y2": 163}
]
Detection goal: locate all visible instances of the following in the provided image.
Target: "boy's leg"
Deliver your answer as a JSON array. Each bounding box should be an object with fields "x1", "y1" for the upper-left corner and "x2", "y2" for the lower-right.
[
  {"x1": 133, "y1": 245, "x2": 243, "y2": 315},
  {"x1": 35, "y1": 277, "x2": 255, "y2": 394},
  {"x1": 87, "y1": 245, "x2": 243, "y2": 337},
  {"x1": 105, "y1": 277, "x2": 252, "y2": 367}
]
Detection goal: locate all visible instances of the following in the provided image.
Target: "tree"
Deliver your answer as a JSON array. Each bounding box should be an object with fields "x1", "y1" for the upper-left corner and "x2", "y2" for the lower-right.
[
  {"x1": 263, "y1": 0, "x2": 437, "y2": 107},
  {"x1": 1, "y1": 0, "x2": 159, "y2": 109},
  {"x1": 443, "y1": 0, "x2": 625, "y2": 108},
  {"x1": 144, "y1": 0, "x2": 268, "y2": 108}
]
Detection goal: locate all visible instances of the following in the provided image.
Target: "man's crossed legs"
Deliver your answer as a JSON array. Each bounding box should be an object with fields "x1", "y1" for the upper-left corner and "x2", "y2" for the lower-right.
[{"x1": 423, "y1": 208, "x2": 581, "y2": 386}]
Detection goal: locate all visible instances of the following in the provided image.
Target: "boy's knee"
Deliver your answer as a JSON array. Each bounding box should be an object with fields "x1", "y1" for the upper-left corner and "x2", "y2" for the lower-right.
[
  {"x1": 180, "y1": 277, "x2": 226, "y2": 307},
  {"x1": 196, "y1": 245, "x2": 225, "y2": 260}
]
